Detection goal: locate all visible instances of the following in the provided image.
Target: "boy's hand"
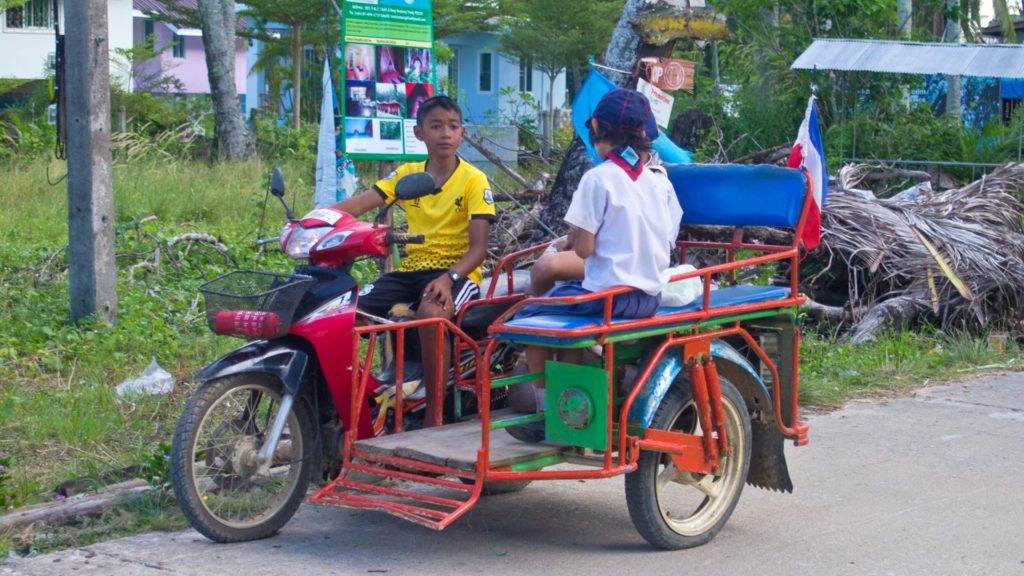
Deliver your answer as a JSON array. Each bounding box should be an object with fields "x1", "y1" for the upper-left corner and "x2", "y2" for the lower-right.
[{"x1": 423, "y1": 274, "x2": 455, "y2": 312}]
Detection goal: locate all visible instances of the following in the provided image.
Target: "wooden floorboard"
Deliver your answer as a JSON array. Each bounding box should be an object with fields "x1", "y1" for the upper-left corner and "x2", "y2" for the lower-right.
[{"x1": 356, "y1": 410, "x2": 566, "y2": 471}]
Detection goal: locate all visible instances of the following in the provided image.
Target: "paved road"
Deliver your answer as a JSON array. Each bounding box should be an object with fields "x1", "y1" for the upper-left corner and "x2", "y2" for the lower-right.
[{"x1": 5, "y1": 373, "x2": 1024, "y2": 576}]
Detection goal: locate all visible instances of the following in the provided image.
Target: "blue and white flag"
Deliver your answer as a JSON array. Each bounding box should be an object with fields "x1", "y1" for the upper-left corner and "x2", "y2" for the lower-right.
[{"x1": 314, "y1": 58, "x2": 338, "y2": 208}]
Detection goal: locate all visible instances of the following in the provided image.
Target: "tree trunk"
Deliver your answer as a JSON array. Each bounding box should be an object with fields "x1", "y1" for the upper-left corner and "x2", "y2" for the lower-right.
[
  {"x1": 897, "y1": 0, "x2": 912, "y2": 38},
  {"x1": 848, "y1": 293, "x2": 930, "y2": 345},
  {"x1": 197, "y1": 0, "x2": 247, "y2": 160},
  {"x1": 544, "y1": 72, "x2": 557, "y2": 159},
  {"x1": 532, "y1": 0, "x2": 649, "y2": 242},
  {"x1": 943, "y1": 0, "x2": 962, "y2": 120},
  {"x1": 292, "y1": 24, "x2": 302, "y2": 130}
]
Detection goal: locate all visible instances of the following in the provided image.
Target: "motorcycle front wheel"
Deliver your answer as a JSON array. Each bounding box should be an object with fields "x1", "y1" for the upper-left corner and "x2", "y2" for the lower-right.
[{"x1": 170, "y1": 375, "x2": 314, "y2": 543}]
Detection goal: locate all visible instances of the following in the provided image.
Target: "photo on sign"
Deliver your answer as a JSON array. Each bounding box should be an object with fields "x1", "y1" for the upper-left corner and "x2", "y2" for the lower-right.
[
  {"x1": 345, "y1": 81, "x2": 375, "y2": 117},
  {"x1": 378, "y1": 46, "x2": 405, "y2": 84},
  {"x1": 406, "y1": 83, "x2": 434, "y2": 119},
  {"x1": 379, "y1": 120, "x2": 402, "y2": 141},
  {"x1": 405, "y1": 48, "x2": 432, "y2": 83},
  {"x1": 345, "y1": 44, "x2": 375, "y2": 82},
  {"x1": 345, "y1": 118, "x2": 374, "y2": 139},
  {"x1": 375, "y1": 83, "x2": 407, "y2": 118}
]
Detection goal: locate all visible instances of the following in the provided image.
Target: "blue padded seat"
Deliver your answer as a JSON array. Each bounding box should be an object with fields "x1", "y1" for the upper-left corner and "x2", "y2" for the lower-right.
[
  {"x1": 666, "y1": 164, "x2": 807, "y2": 228},
  {"x1": 494, "y1": 285, "x2": 792, "y2": 346}
]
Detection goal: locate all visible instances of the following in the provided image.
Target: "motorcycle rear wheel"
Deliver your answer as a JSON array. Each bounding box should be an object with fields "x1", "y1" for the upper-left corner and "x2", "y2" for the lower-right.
[{"x1": 170, "y1": 375, "x2": 314, "y2": 543}]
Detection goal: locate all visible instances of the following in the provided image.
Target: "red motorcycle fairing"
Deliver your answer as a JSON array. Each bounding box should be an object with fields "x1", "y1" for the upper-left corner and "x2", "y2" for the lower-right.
[
  {"x1": 302, "y1": 209, "x2": 389, "y2": 268},
  {"x1": 290, "y1": 291, "x2": 374, "y2": 439}
]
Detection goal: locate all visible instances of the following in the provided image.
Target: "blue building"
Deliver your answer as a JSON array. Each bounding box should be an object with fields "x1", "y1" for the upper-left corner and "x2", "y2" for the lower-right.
[{"x1": 438, "y1": 31, "x2": 566, "y2": 125}]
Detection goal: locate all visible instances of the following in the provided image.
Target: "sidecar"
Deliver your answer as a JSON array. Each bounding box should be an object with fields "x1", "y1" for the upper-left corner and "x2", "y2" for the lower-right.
[{"x1": 310, "y1": 163, "x2": 813, "y2": 550}]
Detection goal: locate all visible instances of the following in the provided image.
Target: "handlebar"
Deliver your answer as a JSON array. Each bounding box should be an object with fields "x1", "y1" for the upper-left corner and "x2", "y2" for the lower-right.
[
  {"x1": 256, "y1": 236, "x2": 281, "y2": 246},
  {"x1": 386, "y1": 232, "x2": 425, "y2": 245}
]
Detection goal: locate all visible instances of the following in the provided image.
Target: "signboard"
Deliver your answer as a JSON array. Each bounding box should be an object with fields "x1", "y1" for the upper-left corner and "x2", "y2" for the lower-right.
[
  {"x1": 637, "y1": 78, "x2": 674, "y2": 129},
  {"x1": 640, "y1": 57, "x2": 695, "y2": 93},
  {"x1": 341, "y1": 0, "x2": 436, "y2": 160}
]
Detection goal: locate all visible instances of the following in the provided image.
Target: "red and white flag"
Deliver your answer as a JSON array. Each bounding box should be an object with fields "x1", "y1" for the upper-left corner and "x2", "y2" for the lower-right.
[{"x1": 787, "y1": 96, "x2": 827, "y2": 250}]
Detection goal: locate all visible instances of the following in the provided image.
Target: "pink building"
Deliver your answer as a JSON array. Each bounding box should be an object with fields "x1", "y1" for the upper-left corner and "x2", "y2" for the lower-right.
[{"x1": 132, "y1": 0, "x2": 246, "y2": 102}]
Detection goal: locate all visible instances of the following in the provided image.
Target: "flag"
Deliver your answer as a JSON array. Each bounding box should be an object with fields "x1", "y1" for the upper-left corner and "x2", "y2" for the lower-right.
[
  {"x1": 788, "y1": 95, "x2": 827, "y2": 250},
  {"x1": 572, "y1": 69, "x2": 693, "y2": 166},
  {"x1": 314, "y1": 58, "x2": 338, "y2": 209}
]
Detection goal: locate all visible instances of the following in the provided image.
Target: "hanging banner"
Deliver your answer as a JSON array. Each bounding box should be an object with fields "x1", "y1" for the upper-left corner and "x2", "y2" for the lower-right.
[
  {"x1": 637, "y1": 78, "x2": 674, "y2": 129},
  {"x1": 341, "y1": 0, "x2": 436, "y2": 160}
]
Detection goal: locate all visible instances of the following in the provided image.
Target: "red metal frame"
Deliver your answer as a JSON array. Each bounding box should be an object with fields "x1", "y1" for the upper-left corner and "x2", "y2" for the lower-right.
[{"x1": 310, "y1": 169, "x2": 814, "y2": 526}]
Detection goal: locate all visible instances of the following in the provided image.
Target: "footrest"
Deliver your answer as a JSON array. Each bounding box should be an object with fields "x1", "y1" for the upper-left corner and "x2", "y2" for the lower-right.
[{"x1": 309, "y1": 457, "x2": 477, "y2": 530}]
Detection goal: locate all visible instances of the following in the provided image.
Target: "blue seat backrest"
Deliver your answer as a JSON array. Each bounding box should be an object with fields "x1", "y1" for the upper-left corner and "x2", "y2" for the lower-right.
[{"x1": 665, "y1": 164, "x2": 807, "y2": 228}]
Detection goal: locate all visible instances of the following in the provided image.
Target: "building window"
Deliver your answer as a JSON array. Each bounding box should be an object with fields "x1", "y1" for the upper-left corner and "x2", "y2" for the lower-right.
[
  {"x1": 5, "y1": 0, "x2": 55, "y2": 30},
  {"x1": 143, "y1": 19, "x2": 155, "y2": 43},
  {"x1": 172, "y1": 33, "x2": 185, "y2": 59},
  {"x1": 478, "y1": 52, "x2": 492, "y2": 93},
  {"x1": 518, "y1": 58, "x2": 533, "y2": 92}
]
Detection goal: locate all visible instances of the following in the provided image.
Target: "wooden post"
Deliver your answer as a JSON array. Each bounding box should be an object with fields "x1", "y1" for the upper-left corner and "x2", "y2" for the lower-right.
[
  {"x1": 378, "y1": 160, "x2": 395, "y2": 273},
  {"x1": 65, "y1": 0, "x2": 117, "y2": 324}
]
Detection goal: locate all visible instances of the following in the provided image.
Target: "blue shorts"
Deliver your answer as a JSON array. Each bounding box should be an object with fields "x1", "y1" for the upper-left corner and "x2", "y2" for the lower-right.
[{"x1": 516, "y1": 280, "x2": 661, "y2": 320}]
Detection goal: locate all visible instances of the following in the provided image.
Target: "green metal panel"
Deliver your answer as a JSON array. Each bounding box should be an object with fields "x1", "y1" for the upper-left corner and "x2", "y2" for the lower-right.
[{"x1": 544, "y1": 361, "x2": 609, "y2": 449}]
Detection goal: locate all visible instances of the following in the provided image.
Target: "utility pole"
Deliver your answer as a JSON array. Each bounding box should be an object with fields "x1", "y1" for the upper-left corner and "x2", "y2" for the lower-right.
[{"x1": 65, "y1": 0, "x2": 117, "y2": 324}]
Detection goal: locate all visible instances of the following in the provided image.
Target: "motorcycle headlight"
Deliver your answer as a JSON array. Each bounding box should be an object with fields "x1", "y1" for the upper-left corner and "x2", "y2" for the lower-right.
[
  {"x1": 284, "y1": 226, "x2": 330, "y2": 259},
  {"x1": 314, "y1": 230, "x2": 353, "y2": 252}
]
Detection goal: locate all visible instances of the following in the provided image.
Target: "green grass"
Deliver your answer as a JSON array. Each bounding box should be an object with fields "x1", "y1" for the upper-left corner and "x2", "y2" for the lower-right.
[
  {"x1": 0, "y1": 158, "x2": 1020, "y2": 558},
  {"x1": 0, "y1": 157, "x2": 314, "y2": 500},
  {"x1": 800, "y1": 329, "x2": 1020, "y2": 407}
]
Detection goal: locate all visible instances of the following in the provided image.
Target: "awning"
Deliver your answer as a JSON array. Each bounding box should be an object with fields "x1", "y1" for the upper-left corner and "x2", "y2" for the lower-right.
[{"x1": 792, "y1": 39, "x2": 1024, "y2": 79}]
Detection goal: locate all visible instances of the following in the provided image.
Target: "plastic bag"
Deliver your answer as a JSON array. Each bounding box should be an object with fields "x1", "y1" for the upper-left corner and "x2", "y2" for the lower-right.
[
  {"x1": 116, "y1": 359, "x2": 175, "y2": 398},
  {"x1": 337, "y1": 159, "x2": 358, "y2": 202},
  {"x1": 889, "y1": 181, "x2": 932, "y2": 203},
  {"x1": 661, "y1": 264, "x2": 702, "y2": 307}
]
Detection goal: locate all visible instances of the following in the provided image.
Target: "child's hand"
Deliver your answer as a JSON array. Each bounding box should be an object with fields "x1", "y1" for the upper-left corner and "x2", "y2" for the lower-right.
[{"x1": 423, "y1": 275, "x2": 455, "y2": 312}]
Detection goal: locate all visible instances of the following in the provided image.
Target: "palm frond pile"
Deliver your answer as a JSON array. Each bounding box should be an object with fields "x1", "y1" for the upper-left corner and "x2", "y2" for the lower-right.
[{"x1": 819, "y1": 162, "x2": 1024, "y2": 342}]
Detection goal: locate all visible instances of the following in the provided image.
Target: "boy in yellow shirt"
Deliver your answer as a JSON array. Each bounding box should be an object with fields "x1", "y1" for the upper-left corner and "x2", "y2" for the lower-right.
[{"x1": 332, "y1": 96, "x2": 496, "y2": 427}]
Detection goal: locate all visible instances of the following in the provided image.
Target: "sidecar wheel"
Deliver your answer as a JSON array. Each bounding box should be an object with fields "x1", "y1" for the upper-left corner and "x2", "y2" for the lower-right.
[
  {"x1": 458, "y1": 477, "x2": 532, "y2": 495},
  {"x1": 625, "y1": 373, "x2": 751, "y2": 550},
  {"x1": 171, "y1": 375, "x2": 314, "y2": 543}
]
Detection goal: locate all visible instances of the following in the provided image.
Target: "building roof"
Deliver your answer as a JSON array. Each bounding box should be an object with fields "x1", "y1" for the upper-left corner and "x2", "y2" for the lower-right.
[
  {"x1": 791, "y1": 39, "x2": 1024, "y2": 79},
  {"x1": 133, "y1": 0, "x2": 247, "y2": 35},
  {"x1": 981, "y1": 19, "x2": 1024, "y2": 38},
  {"x1": 134, "y1": 0, "x2": 196, "y2": 19}
]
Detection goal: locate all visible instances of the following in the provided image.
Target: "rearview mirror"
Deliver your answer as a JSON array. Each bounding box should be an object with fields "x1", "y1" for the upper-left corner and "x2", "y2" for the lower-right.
[
  {"x1": 270, "y1": 167, "x2": 285, "y2": 198},
  {"x1": 394, "y1": 172, "x2": 439, "y2": 201}
]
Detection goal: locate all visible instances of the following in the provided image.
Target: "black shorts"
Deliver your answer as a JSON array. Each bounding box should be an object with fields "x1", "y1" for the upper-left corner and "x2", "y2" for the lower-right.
[{"x1": 357, "y1": 269, "x2": 480, "y2": 318}]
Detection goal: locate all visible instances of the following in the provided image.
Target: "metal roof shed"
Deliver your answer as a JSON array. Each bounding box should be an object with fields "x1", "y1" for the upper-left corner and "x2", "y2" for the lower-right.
[{"x1": 791, "y1": 39, "x2": 1024, "y2": 78}]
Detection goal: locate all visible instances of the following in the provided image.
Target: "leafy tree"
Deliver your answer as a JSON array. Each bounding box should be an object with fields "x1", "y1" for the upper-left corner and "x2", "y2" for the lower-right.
[
  {"x1": 241, "y1": 0, "x2": 328, "y2": 129},
  {"x1": 497, "y1": 0, "x2": 620, "y2": 157},
  {"x1": 433, "y1": 0, "x2": 501, "y2": 38}
]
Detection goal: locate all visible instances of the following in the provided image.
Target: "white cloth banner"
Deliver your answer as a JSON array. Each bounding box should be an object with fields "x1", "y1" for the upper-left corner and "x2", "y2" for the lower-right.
[{"x1": 314, "y1": 59, "x2": 338, "y2": 208}]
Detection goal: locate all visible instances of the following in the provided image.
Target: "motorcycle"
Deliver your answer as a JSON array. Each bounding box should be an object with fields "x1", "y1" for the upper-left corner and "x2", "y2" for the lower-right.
[{"x1": 169, "y1": 169, "x2": 522, "y2": 543}]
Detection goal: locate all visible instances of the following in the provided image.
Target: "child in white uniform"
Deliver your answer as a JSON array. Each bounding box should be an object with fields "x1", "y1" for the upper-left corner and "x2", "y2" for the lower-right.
[{"x1": 509, "y1": 88, "x2": 683, "y2": 442}]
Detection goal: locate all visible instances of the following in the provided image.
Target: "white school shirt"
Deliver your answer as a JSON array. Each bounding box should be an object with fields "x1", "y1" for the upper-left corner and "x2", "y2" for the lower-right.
[{"x1": 564, "y1": 160, "x2": 683, "y2": 296}]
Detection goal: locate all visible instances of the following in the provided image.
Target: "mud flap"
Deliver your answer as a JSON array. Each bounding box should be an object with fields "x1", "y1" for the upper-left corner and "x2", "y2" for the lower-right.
[{"x1": 747, "y1": 415, "x2": 793, "y2": 493}]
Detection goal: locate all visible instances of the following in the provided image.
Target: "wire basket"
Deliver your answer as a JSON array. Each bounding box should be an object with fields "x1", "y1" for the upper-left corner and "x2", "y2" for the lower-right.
[{"x1": 199, "y1": 271, "x2": 315, "y2": 339}]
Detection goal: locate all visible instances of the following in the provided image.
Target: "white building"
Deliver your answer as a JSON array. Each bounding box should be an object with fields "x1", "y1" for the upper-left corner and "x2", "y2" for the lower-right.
[{"x1": 0, "y1": 0, "x2": 133, "y2": 97}]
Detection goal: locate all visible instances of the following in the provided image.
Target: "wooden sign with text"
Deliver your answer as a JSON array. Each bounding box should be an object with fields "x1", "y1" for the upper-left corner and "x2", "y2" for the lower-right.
[{"x1": 640, "y1": 58, "x2": 695, "y2": 93}]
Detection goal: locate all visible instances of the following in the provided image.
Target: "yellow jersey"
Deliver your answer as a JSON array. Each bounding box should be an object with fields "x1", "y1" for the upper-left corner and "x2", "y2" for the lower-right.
[{"x1": 374, "y1": 158, "x2": 496, "y2": 285}]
